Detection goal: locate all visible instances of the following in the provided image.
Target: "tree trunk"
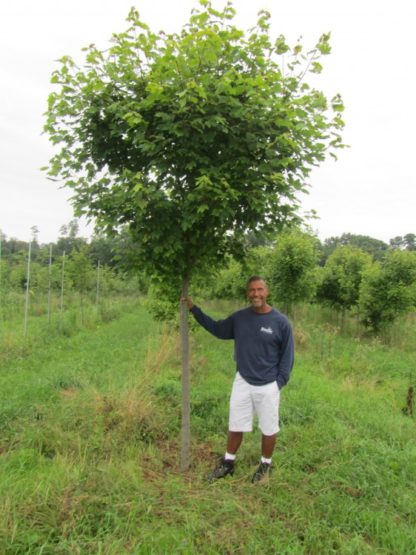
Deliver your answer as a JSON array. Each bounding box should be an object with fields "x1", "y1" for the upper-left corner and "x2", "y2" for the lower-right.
[{"x1": 180, "y1": 276, "x2": 190, "y2": 471}]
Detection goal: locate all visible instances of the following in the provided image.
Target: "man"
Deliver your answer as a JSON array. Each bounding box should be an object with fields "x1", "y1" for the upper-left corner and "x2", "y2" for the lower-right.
[{"x1": 184, "y1": 276, "x2": 294, "y2": 484}]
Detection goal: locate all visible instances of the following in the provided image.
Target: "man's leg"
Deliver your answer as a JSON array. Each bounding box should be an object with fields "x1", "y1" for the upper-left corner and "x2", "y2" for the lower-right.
[
  {"x1": 251, "y1": 434, "x2": 276, "y2": 483},
  {"x1": 227, "y1": 431, "x2": 243, "y2": 455},
  {"x1": 261, "y1": 433, "x2": 276, "y2": 459},
  {"x1": 205, "y1": 431, "x2": 243, "y2": 482},
  {"x1": 205, "y1": 372, "x2": 251, "y2": 481},
  {"x1": 251, "y1": 382, "x2": 280, "y2": 483},
  {"x1": 226, "y1": 373, "x2": 252, "y2": 458}
]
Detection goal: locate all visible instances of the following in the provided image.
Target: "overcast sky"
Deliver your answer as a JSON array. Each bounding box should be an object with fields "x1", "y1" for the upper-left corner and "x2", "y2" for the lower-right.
[{"x1": 0, "y1": 0, "x2": 414, "y2": 245}]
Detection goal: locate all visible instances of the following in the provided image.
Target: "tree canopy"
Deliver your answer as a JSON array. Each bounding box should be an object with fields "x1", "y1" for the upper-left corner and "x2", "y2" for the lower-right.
[
  {"x1": 389, "y1": 234, "x2": 416, "y2": 251},
  {"x1": 359, "y1": 250, "x2": 416, "y2": 331},
  {"x1": 317, "y1": 245, "x2": 372, "y2": 312},
  {"x1": 320, "y1": 233, "x2": 388, "y2": 264},
  {"x1": 268, "y1": 230, "x2": 319, "y2": 314},
  {"x1": 44, "y1": 1, "x2": 345, "y2": 285}
]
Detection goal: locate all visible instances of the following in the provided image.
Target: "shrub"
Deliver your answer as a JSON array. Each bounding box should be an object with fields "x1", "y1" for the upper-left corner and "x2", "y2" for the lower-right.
[{"x1": 359, "y1": 251, "x2": 416, "y2": 331}]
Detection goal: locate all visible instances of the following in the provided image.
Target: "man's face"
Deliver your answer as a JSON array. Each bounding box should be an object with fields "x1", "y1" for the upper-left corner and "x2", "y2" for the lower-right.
[{"x1": 247, "y1": 279, "x2": 269, "y2": 310}]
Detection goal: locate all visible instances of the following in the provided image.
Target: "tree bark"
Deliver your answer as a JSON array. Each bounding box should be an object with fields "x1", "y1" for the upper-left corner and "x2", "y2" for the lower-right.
[{"x1": 180, "y1": 276, "x2": 191, "y2": 471}]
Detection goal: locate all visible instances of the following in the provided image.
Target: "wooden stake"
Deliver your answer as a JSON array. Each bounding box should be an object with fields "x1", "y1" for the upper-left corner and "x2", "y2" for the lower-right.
[{"x1": 24, "y1": 242, "x2": 32, "y2": 337}]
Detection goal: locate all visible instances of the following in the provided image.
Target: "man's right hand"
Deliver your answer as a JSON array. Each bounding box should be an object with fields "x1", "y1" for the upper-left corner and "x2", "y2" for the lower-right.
[{"x1": 180, "y1": 296, "x2": 194, "y2": 310}]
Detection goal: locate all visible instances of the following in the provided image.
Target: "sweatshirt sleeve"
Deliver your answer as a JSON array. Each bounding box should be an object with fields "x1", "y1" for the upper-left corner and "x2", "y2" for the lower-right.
[
  {"x1": 276, "y1": 320, "x2": 295, "y2": 390},
  {"x1": 190, "y1": 305, "x2": 234, "y2": 340}
]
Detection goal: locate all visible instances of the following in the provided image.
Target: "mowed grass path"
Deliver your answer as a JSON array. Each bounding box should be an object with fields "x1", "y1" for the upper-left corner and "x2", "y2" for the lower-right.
[{"x1": 1, "y1": 304, "x2": 415, "y2": 554}]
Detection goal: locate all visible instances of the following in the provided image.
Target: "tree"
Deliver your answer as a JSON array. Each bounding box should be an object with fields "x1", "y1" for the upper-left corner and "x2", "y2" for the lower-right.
[
  {"x1": 30, "y1": 226, "x2": 39, "y2": 244},
  {"x1": 66, "y1": 246, "x2": 96, "y2": 323},
  {"x1": 359, "y1": 250, "x2": 416, "y2": 331},
  {"x1": 317, "y1": 245, "x2": 372, "y2": 314},
  {"x1": 404, "y1": 234, "x2": 416, "y2": 251},
  {"x1": 389, "y1": 234, "x2": 416, "y2": 251},
  {"x1": 209, "y1": 256, "x2": 245, "y2": 299},
  {"x1": 44, "y1": 1, "x2": 345, "y2": 469},
  {"x1": 56, "y1": 219, "x2": 87, "y2": 255},
  {"x1": 268, "y1": 230, "x2": 319, "y2": 315},
  {"x1": 88, "y1": 233, "x2": 117, "y2": 267},
  {"x1": 320, "y1": 233, "x2": 388, "y2": 264},
  {"x1": 4, "y1": 238, "x2": 28, "y2": 259}
]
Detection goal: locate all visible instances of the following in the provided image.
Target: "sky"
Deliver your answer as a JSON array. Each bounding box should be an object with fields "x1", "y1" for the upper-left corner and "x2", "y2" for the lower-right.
[{"x1": 0, "y1": 0, "x2": 415, "y2": 245}]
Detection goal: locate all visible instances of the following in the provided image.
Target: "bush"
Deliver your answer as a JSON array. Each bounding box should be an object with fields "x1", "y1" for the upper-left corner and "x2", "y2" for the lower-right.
[
  {"x1": 359, "y1": 251, "x2": 416, "y2": 331},
  {"x1": 317, "y1": 245, "x2": 372, "y2": 312},
  {"x1": 268, "y1": 230, "x2": 319, "y2": 314}
]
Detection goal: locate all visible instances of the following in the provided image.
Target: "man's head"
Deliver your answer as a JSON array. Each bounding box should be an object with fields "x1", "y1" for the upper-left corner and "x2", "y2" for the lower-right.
[{"x1": 246, "y1": 276, "x2": 270, "y2": 312}]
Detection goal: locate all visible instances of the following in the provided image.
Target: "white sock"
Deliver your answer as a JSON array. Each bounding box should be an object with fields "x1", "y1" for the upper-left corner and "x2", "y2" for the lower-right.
[
  {"x1": 224, "y1": 452, "x2": 236, "y2": 461},
  {"x1": 261, "y1": 456, "x2": 272, "y2": 464}
]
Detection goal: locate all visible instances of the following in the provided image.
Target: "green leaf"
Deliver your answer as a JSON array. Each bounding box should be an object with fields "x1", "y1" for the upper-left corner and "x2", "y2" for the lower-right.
[
  {"x1": 316, "y1": 33, "x2": 331, "y2": 55},
  {"x1": 311, "y1": 61, "x2": 323, "y2": 74},
  {"x1": 331, "y1": 94, "x2": 345, "y2": 112},
  {"x1": 275, "y1": 34, "x2": 289, "y2": 55}
]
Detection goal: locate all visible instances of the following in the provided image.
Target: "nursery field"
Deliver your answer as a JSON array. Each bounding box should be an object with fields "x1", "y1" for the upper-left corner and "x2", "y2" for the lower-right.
[{"x1": 0, "y1": 301, "x2": 415, "y2": 554}]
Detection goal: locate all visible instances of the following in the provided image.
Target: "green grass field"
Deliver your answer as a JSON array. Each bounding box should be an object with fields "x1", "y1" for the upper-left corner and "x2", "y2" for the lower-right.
[{"x1": 0, "y1": 301, "x2": 415, "y2": 554}]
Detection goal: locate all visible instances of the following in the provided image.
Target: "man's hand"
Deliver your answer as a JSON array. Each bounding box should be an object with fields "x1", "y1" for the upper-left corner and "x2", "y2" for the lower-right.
[{"x1": 180, "y1": 296, "x2": 194, "y2": 310}]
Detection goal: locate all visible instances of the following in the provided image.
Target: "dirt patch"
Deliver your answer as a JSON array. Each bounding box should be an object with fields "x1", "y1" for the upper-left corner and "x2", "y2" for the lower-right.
[{"x1": 60, "y1": 388, "x2": 79, "y2": 400}]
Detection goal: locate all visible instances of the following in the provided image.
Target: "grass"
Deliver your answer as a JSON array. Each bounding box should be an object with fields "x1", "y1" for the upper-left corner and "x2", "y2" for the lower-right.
[
  {"x1": 0, "y1": 294, "x2": 139, "y2": 366},
  {"x1": 0, "y1": 302, "x2": 415, "y2": 554}
]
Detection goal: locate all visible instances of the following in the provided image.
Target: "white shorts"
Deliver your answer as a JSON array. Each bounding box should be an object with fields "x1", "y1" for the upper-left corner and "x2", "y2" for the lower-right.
[{"x1": 228, "y1": 372, "x2": 280, "y2": 436}]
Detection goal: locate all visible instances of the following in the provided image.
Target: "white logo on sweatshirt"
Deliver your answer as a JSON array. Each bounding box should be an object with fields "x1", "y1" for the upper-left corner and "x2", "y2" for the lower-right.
[{"x1": 260, "y1": 326, "x2": 273, "y2": 334}]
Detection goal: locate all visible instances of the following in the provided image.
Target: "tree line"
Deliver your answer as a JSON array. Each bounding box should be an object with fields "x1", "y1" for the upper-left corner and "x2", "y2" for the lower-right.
[
  {"x1": 0, "y1": 220, "x2": 144, "y2": 302},
  {"x1": 1, "y1": 223, "x2": 415, "y2": 333}
]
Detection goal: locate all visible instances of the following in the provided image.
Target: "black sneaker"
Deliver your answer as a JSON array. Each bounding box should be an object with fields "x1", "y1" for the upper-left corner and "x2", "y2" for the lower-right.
[
  {"x1": 251, "y1": 462, "x2": 272, "y2": 484},
  {"x1": 205, "y1": 458, "x2": 235, "y2": 482}
]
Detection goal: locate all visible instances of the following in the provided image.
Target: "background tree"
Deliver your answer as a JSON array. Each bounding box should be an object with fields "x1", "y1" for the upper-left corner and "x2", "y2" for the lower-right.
[
  {"x1": 403, "y1": 233, "x2": 416, "y2": 251},
  {"x1": 359, "y1": 250, "x2": 416, "y2": 331},
  {"x1": 209, "y1": 256, "x2": 245, "y2": 300},
  {"x1": 268, "y1": 230, "x2": 319, "y2": 316},
  {"x1": 320, "y1": 233, "x2": 388, "y2": 264},
  {"x1": 44, "y1": 1, "x2": 345, "y2": 469},
  {"x1": 317, "y1": 245, "x2": 372, "y2": 317},
  {"x1": 389, "y1": 234, "x2": 416, "y2": 251},
  {"x1": 29, "y1": 226, "x2": 41, "y2": 262},
  {"x1": 88, "y1": 233, "x2": 117, "y2": 267},
  {"x1": 3, "y1": 238, "x2": 28, "y2": 259},
  {"x1": 56, "y1": 219, "x2": 87, "y2": 256},
  {"x1": 66, "y1": 246, "x2": 95, "y2": 323},
  {"x1": 389, "y1": 236, "x2": 403, "y2": 250}
]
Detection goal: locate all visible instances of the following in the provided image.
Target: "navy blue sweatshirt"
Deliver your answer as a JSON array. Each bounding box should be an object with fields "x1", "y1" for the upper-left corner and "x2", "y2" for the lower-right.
[{"x1": 190, "y1": 305, "x2": 294, "y2": 390}]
